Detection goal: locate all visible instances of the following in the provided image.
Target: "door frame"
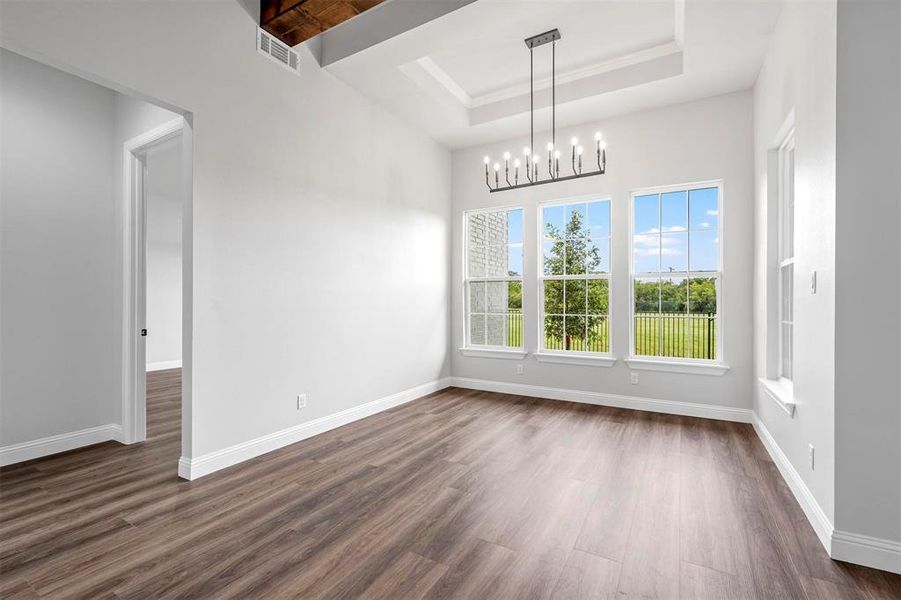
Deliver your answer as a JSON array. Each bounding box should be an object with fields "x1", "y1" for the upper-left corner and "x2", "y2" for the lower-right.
[{"x1": 122, "y1": 117, "x2": 185, "y2": 444}]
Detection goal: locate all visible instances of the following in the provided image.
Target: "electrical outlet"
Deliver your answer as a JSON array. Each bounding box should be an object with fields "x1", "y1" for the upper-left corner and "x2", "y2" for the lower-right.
[
  {"x1": 808, "y1": 444, "x2": 815, "y2": 470},
  {"x1": 630, "y1": 372, "x2": 639, "y2": 385},
  {"x1": 296, "y1": 394, "x2": 307, "y2": 410},
  {"x1": 516, "y1": 364, "x2": 524, "y2": 375}
]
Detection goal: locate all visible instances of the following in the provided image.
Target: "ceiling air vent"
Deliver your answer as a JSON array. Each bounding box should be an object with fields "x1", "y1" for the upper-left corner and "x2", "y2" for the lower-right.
[{"x1": 257, "y1": 28, "x2": 300, "y2": 74}]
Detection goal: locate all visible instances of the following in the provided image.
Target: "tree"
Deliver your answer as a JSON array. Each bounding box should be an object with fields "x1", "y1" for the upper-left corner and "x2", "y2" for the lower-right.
[
  {"x1": 688, "y1": 277, "x2": 717, "y2": 314},
  {"x1": 507, "y1": 280, "x2": 522, "y2": 310},
  {"x1": 543, "y1": 211, "x2": 607, "y2": 350},
  {"x1": 635, "y1": 277, "x2": 717, "y2": 315}
]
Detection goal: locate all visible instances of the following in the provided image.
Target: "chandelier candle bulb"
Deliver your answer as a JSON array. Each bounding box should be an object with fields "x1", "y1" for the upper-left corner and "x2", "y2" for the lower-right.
[
  {"x1": 570, "y1": 138, "x2": 578, "y2": 174},
  {"x1": 577, "y1": 145, "x2": 583, "y2": 173},
  {"x1": 484, "y1": 156, "x2": 490, "y2": 190},
  {"x1": 554, "y1": 150, "x2": 561, "y2": 178},
  {"x1": 504, "y1": 154, "x2": 512, "y2": 186},
  {"x1": 514, "y1": 158, "x2": 520, "y2": 184}
]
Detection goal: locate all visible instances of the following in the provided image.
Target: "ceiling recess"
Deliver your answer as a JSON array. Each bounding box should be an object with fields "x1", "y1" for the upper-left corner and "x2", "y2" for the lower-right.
[{"x1": 260, "y1": 0, "x2": 387, "y2": 47}]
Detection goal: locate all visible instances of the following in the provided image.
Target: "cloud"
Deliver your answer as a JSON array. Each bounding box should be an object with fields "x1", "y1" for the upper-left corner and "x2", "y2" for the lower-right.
[
  {"x1": 634, "y1": 233, "x2": 687, "y2": 255},
  {"x1": 706, "y1": 209, "x2": 718, "y2": 216},
  {"x1": 634, "y1": 246, "x2": 684, "y2": 257},
  {"x1": 637, "y1": 226, "x2": 687, "y2": 235},
  {"x1": 699, "y1": 221, "x2": 710, "y2": 228}
]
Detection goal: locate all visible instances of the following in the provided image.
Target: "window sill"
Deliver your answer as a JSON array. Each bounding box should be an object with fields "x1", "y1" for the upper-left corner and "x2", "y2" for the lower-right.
[
  {"x1": 534, "y1": 352, "x2": 616, "y2": 367},
  {"x1": 458, "y1": 347, "x2": 527, "y2": 360},
  {"x1": 624, "y1": 358, "x2": 729, "y2": 376},
  {"x1": 758, "y1": 377, "x2": 796, "y2": 417}
]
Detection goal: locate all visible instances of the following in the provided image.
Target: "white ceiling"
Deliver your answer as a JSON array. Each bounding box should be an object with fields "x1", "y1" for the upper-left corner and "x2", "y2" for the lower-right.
[{"x1": 322, "y1": 0, "x2": 784, "y2": 150}]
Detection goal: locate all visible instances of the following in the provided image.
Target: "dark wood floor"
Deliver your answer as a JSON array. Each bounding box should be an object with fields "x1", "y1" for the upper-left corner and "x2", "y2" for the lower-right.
[{"x1": 1, "y1": 370, "x2": 899, "y2": 599}]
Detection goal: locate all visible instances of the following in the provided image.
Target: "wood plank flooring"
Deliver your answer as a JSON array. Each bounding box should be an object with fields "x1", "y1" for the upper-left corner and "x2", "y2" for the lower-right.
[{"x1": 1, "y1": 369, "x2": 899, "y2": 599}]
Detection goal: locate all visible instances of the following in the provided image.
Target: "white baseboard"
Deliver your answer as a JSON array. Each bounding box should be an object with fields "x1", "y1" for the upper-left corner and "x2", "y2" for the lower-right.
[
  {"x1": 832, "y1": 530, "x2": 901, "y2": 575},
  {"x1": 754, "y1": 414, "x2": 901, "y2": 574},
  {"x1": 751, "y1": 414, "x2": 834, "y2": 552},
  {"x1": 450, "y1": 377, "x2": 753, "y2": 423},
  {"x1": 147, "y1": 360, "x2": 182, "y2": 372},
  {"x1": 0, "y1": 424, "x2": 124, "y2": 467},
  {"x1": 177, "y1": 377, "x2": 452, "y2": 480}
]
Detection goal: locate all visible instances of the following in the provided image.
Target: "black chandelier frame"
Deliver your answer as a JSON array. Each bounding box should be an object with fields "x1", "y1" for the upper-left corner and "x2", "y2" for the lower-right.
[{"x1": 484, "y1": 29, "x2": 606, "y2": 193}]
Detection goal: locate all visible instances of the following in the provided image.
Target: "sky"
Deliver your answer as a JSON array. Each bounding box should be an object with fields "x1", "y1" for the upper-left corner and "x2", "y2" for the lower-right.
[
  {"x1": 632, "y1": 187, "x2": 719, "y2": 274},
  {"x1": 473, "y1": 188, "x2": 719, "y2": 278}
]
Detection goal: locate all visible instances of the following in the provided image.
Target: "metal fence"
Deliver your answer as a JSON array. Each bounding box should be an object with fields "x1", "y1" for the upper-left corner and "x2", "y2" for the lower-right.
[
  {"x1": 503, "y1": 310, "x2": 716, "y2": 359},
  {"x1": 507, "y1": 310, "x2": 524, "y2": 348},
  {"x1": 634, "y1": 312, "x2": 716, "y2": 359}
]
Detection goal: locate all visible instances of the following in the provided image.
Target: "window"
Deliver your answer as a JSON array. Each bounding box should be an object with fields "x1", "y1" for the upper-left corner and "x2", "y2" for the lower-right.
[
  {"x1": 464, "y1": 207, "x2": 523, "y2": 348},
  {"x1": 630, "y1": 183, "x2": 721, "y2": 361},
  {"x1": 540, "y1": 199, "x2": 611, "y2": 354},
  {"x1": 778, "y1": 134, "x2": 794, "y2": 380}
]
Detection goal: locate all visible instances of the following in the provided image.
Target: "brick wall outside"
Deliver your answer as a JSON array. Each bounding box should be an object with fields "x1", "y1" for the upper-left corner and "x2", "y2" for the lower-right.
[{"x1": 467, "y1": 211, "x2": 510, "y2": 345}]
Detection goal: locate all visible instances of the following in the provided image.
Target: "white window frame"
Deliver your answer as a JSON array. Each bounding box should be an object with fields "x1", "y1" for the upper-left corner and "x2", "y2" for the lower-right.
[
  {"x1": 759, "y1": 114, "x2": 796, "y2": 415},
  {"x1": 535, "y1": 195, "x2": 615, "y2": 366},
  {"x1": 625, "y1": 180, "x2": 727, "y2": 375},
  {"x1": 777, "y1": 133, "x2": 795, "y2": 382},
  {"x1": 461, "y1": 205, "x2": 525, "y2": 356}
]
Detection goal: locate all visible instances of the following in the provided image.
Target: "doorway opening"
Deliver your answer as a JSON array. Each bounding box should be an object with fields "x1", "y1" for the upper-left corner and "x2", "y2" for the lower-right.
[{"x1": 122, "y1": 117, "x2": 191, "y2": 459}]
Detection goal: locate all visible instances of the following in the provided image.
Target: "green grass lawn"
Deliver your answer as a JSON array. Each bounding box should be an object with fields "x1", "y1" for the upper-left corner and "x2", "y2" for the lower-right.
[{"x1": 504, "y1": 311, "x2": 716, "y2": 359}]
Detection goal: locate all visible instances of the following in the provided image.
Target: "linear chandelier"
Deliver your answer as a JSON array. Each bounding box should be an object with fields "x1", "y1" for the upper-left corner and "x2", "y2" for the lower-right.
[{"x1": 483, "y1": 28, "x2": 607, "y2": 193}]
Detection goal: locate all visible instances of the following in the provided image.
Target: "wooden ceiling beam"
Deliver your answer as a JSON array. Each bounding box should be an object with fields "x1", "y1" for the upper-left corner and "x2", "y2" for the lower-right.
[{"x1": 261, "y1": 0, "x2": 387, "y2": 47}]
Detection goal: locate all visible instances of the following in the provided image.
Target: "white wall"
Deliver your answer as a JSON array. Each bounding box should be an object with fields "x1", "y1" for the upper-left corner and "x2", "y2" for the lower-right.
[
  {"x1": 144, "y1": 138, "x2": 183, "y2": 368},
  {"x1": 834, "y1": 0, "x2": 901, "y2": 547},
  {"x1": 114, "y1": 94, "x2": 180, "y2": 145},
  {"x1": 0, "y1": 0, "x2": 451, "y2": 461},
  {"x1": 0, "y1": 50, "x2": 182, "y2": 455},
  {"x1": 451, "y1": 91, "x2": 754, "y2": 410},
  {"x1": 0, "y1": 49, "x2": 119, "y2": 445},
  {"x1": 753, "y1": 0, "x2": 901, "y2": 567},
  {"x1": 752, "y1": 0, "x2": 837, "y2": 527}
]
